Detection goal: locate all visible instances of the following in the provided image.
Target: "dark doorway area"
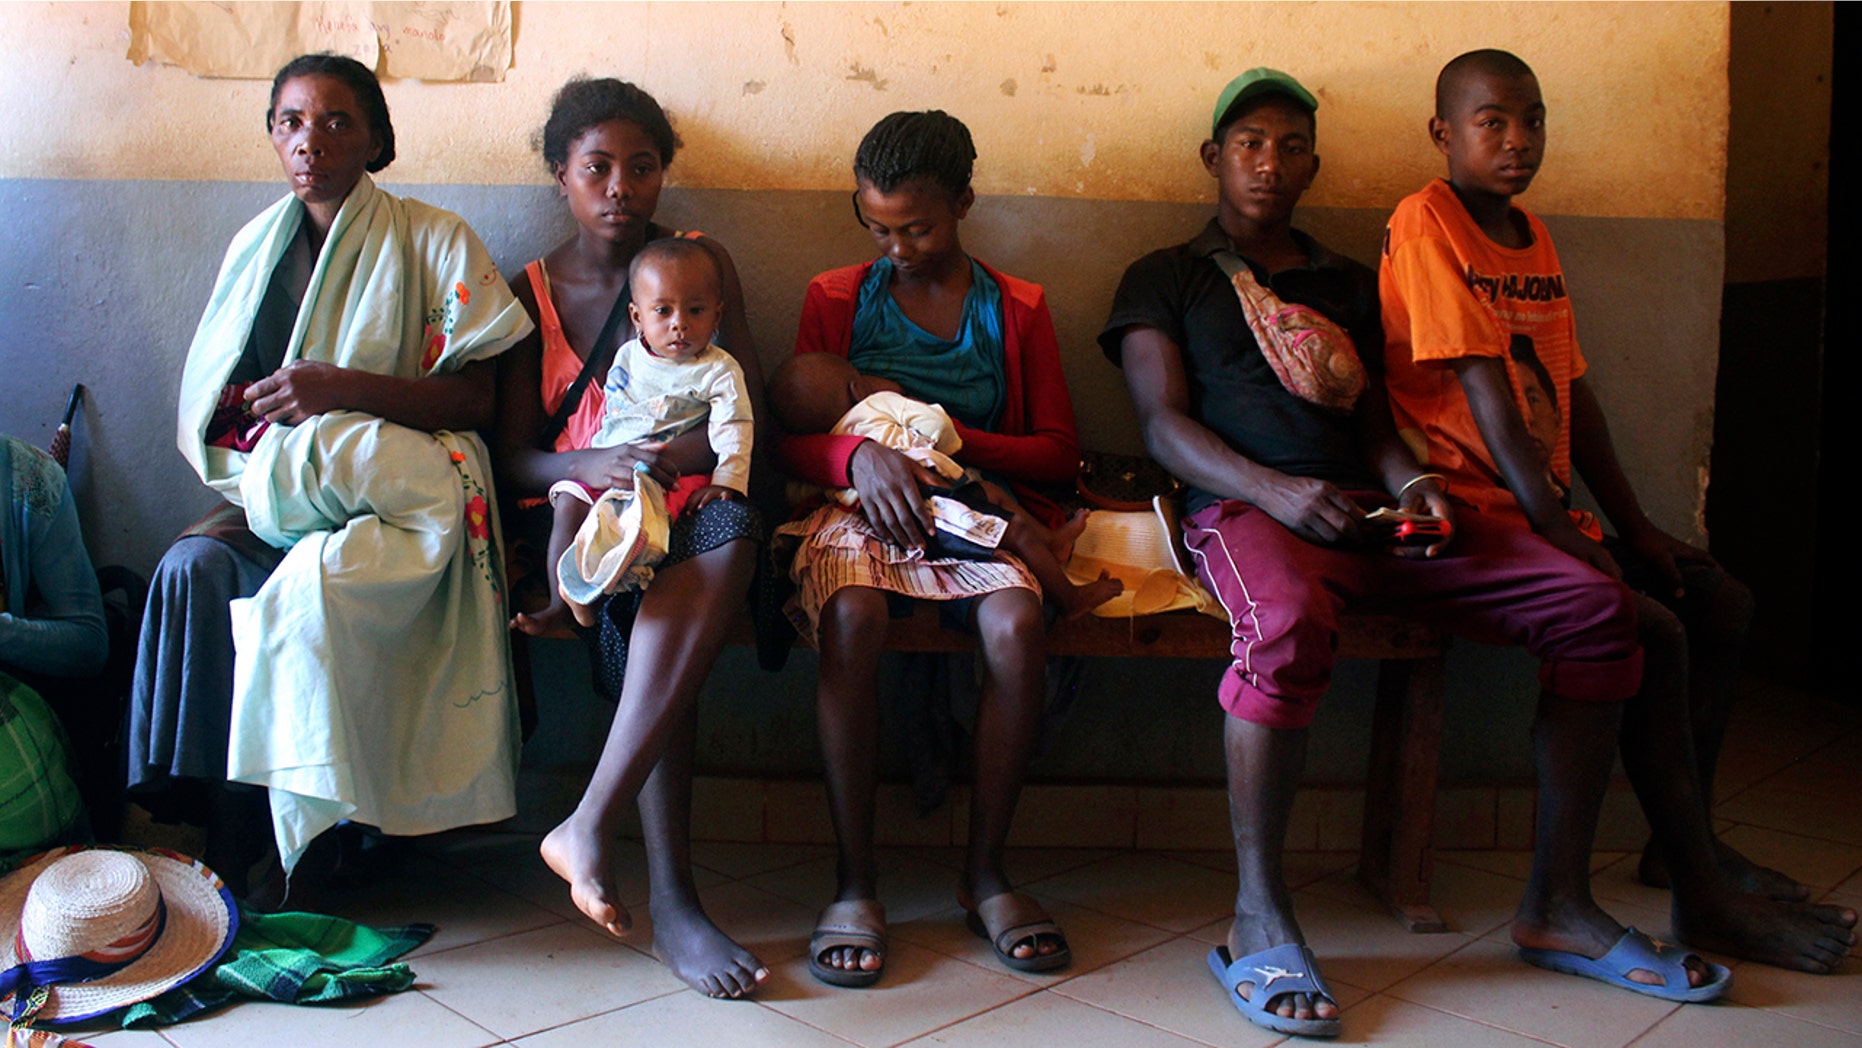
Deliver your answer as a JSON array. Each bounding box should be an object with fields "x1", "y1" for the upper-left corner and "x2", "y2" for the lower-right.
[{"x1": 1709, "y1": 2, "x2": 1846, "y2": 698}]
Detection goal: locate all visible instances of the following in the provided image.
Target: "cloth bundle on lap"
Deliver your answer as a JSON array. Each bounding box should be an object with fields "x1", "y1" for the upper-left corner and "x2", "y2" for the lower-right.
[
  {"x1": 827, "y1": 391, "x2": 1008, "y2": 558},
  {"x1": 173, "y1": 175, "x2": 533, "y2": 871},
  {"x1": 826, "y1": 391, "x2": 967, "y2": 501}
]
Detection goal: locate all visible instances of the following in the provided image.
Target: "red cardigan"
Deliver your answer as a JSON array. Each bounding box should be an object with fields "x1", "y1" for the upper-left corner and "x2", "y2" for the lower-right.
[{"x1": 774, "y1": 260, "x2": 1081, "y2": 526}]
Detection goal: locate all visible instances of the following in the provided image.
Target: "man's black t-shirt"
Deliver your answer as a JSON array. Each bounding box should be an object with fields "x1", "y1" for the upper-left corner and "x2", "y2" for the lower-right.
[{"x1": 1099, "y1": 220, "x2": 1382, "y2": 514}]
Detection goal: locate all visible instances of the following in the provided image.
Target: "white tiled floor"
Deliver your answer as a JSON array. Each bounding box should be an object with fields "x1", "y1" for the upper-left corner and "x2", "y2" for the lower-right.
[{"x1": 80, "y1": 677, "x2": 1862, "y2": 1046}]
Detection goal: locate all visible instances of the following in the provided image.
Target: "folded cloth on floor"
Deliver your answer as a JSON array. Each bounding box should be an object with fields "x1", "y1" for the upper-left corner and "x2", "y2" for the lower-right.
[{"x1": 120, "y1": 908, "x2": 432, "y2": 1027}]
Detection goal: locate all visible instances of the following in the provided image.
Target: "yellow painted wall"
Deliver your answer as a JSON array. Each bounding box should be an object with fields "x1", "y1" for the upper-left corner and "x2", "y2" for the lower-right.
[{"x1": 3, "y1": 1, "x2": 1726, "y2": 220}]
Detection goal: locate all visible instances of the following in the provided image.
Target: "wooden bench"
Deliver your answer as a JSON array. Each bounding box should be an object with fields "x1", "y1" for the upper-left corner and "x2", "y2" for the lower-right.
[{"x1": 853, "y1": 604, "x2": 1452, "y2": 933}]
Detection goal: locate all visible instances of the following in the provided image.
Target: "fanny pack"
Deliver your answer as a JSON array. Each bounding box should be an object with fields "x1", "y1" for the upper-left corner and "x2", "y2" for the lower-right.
[{"x1": 1210, "y1": 249, "x2": 1366, "y2": 414}]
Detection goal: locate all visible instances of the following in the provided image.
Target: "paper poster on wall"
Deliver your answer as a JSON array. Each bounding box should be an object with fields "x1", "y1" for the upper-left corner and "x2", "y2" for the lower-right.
[{"x1": 127, "y1": 2, "x2": 512, "y2": 82}]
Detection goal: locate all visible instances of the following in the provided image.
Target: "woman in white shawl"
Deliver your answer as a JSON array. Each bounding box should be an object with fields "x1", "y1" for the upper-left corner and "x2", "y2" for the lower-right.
[{"x1": 128, "y1": 55, "x2": 533, "y2": 894}]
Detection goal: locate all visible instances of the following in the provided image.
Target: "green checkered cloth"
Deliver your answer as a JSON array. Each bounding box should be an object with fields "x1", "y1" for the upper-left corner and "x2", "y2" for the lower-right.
[
  {"x1": 120, "y1": 908, "x2": 434, "y2": 1026},
  {"x1": 0, "y1": 673, "x2": 85, "y2": 869}
]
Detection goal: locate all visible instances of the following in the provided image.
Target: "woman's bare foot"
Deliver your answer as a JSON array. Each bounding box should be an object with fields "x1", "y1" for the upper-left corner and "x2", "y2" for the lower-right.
[
  {"x1": 1638, "y1": 837, "x2": 1811, "y2": 902},
  {"x1": 1057, "y1": 571, "x2": 1123, "y2": 622},
  {"x1": 541, "y1": 817, "x2": 630, "y2": 937},
  {"x1": 512, "y1": 601, "x2": 579, "y2": 639},
  {"x1": 650, "y1": 890, "x2": 768, "y2": 998},
  {"x1": 1671, "y1": 890, "x2": 1857, "y2": 974}
]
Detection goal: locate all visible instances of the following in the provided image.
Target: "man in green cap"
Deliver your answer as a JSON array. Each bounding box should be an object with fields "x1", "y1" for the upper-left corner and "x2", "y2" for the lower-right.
[{"x1": 1100, "y1": 72, "x2": 1451, "y2": 1034}]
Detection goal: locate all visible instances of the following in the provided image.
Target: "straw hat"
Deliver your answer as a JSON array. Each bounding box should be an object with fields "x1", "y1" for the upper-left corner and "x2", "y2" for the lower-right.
[{"x1": 0, "y1": 846, "x2": 237, "y2": 1024}]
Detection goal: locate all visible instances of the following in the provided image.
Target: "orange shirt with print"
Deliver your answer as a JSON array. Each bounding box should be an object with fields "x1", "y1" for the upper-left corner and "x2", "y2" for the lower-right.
[{"x1": 1379, "y1": 179, "x2": 1597, "y2": 538}]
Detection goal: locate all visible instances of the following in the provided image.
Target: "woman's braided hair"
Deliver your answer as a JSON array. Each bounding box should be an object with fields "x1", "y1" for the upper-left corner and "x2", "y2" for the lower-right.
[{"x1": 852, "y1": 110, "x2": 975, "y2": 198}]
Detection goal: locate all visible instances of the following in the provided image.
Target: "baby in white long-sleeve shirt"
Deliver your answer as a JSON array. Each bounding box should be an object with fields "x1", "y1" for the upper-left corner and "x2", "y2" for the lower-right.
[{"x1": 522, "y1": 238, "x2": 753, "y2": 635}]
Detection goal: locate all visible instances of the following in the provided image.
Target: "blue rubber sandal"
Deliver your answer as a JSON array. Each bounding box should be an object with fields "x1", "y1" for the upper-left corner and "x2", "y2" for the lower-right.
[
  {"x1": 1518, "y1": 927, "x2": 1731, "y2": 1003},
  {"x1": 1207, "y1": 942, "x2": 1342, "y2": 1038}
]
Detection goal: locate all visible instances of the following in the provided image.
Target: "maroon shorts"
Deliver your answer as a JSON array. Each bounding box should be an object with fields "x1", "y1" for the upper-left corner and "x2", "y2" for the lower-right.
[{"x1": 1183, "y1": 498, "x2": 1644, "y2": 728}]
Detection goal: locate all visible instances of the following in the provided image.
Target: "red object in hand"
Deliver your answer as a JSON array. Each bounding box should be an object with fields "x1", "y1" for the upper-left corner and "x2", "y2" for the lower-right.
[{"x1": 1392, "y1": 516, "x2": 1452, "y2": 547}]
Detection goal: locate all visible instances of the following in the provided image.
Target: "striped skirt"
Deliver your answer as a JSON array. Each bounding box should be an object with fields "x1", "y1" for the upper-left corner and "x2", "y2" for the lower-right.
[{"x1": 776, "y1": 504, "x2": 1036, "y2": 644}]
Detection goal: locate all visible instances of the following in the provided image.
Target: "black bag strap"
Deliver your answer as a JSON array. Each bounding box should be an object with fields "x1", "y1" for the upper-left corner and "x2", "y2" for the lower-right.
[
  {"x1": 540, "y1": 283, "x2": 631, "y2": 448},
  {"x1": 1208, "y1": 247, "x2": 1250, "y2": 281}
]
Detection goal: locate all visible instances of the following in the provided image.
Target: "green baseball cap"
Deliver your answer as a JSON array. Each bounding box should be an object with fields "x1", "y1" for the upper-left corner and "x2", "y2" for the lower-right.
[{"x1": 1211, "y1": 68, "x2": 1319, "y2": 138}]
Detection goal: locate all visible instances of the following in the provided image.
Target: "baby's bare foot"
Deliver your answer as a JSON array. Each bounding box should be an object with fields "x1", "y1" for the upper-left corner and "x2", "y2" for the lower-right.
[
  {"x1": 512, "y1": 602, "x2": 578, "y2": 639},
  {"x1": 1058, "y1": 572, "x2": 1123, "y2": 622}
]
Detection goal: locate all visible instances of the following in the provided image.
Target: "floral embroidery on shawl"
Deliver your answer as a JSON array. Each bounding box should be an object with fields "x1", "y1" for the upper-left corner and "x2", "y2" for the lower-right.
[
  {"x1": 447, "y1": 448, "x2": 502, "y2": 598},
  {"x1": 420, "y1": 281, "x2": 474, "y2": 373}
]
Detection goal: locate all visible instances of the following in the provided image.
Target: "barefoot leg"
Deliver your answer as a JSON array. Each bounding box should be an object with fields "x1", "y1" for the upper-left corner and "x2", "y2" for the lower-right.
[
  {"x1": 1619, "y1": 598, "x2": 1855, "y2": 972},
  {"x1": 1630, "y1": 576, "x2": 1806, "y2": 900},
  {"x1": 1046, "y1": 508, "x2": 1092, "y2": 564},
  {"x1": 541, "y1": 818, "x2": 628, "y2": 936},
  {"x1": 512, "y1": 496, "x2": 588, "y2": 638},
  {"x1": 512, "y1": 603, "x2": 582, "y2": 638},
  {"x1": 978, "y1": 480, "x2": 1086, "y2": 564},
  {"x1": 640, "y1": 699, "x2": 768, "y2": 997},
  {"x1": 999, "y1": 517, "x2": 1121, "y2": 621},
  {"x1": 542, "y1": 537, "x2": 756, "y2": 941},
  {"x1": 1056, "y1": 571, "x2": 1124, "y2": 621},
  {"x1": 204, "y1": 782, "x2": 272, "y2": 901},
  {"x1": 1676, "y1": 570, "x2": 1751, "y2": 811}
]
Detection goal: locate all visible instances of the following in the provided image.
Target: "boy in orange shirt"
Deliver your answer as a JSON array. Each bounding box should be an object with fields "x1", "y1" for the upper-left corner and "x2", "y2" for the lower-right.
[{"x1": 1381, "y1": 48, "x2": 1854, "y2": 988}]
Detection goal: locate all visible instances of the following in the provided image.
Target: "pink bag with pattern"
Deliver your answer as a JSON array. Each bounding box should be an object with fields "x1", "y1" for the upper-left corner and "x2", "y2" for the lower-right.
[{"x1": 1213, "y1": 250, "x2": 1366, "y2": 414}]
